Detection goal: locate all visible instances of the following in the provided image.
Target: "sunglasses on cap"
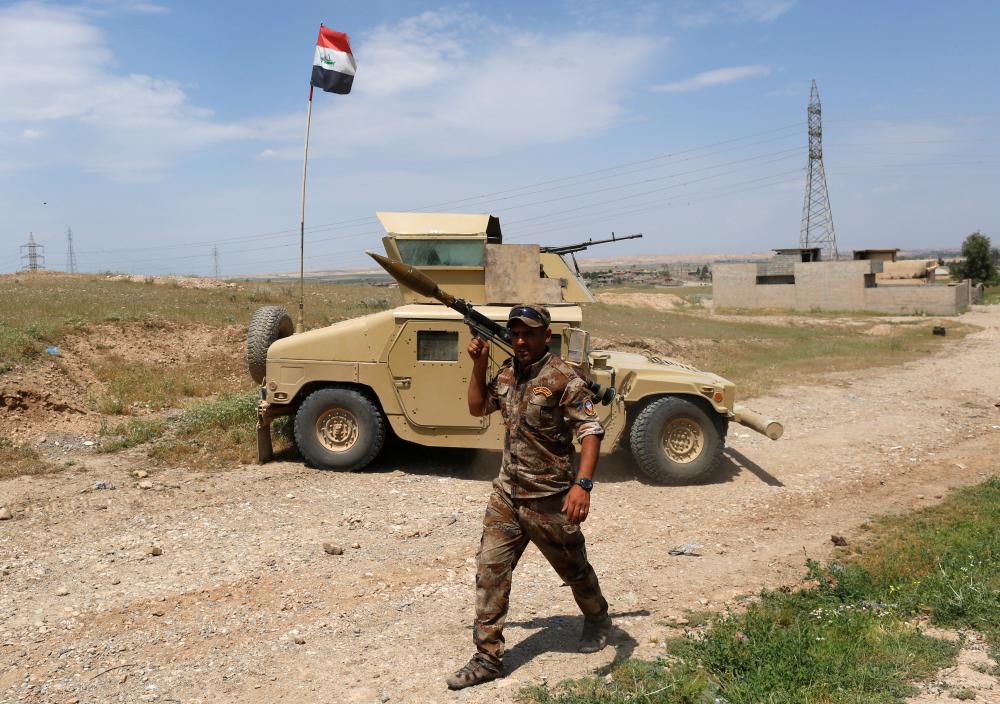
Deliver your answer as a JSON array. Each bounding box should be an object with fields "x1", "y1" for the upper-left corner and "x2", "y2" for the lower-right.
[{"x1": 507, "y1": 306, "x2": 546, "y2": 325}]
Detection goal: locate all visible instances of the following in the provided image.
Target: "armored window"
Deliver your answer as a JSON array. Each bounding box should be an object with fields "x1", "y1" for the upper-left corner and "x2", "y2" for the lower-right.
[
  {"x1": 396, "y1": 239, "x2": 485, "y2": 267},
  {"x1": 417, "y1": 330, "x2": 459, "y2": 361}
]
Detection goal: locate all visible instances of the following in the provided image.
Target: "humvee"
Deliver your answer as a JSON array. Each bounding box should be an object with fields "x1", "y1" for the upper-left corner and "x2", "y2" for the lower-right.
[{"x1": 248, "y1": 212, "x2": 781, "y2": 484}]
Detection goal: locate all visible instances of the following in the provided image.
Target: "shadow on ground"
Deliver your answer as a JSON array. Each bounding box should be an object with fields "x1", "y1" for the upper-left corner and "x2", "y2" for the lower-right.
[
  {"x1": 277, "y1": 434, "x2": 784, "y2": 488},
  {"x1": 502, "y1": 609, "x2": 648, "y2": 675}
]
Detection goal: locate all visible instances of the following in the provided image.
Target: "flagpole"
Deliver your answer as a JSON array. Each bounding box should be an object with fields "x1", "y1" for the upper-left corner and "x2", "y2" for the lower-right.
[{"x1": 297, "y1": 82, "x2": 314, "y2": 334}]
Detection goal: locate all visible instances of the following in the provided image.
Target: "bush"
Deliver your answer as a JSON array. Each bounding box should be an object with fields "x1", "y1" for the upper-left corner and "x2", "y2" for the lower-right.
[
  {"x1": 179, "y1": 392, "x2": 258, "y2": 434},
  {"x1": 954, "y1": 231, "x2": 999, "y2": 284}
]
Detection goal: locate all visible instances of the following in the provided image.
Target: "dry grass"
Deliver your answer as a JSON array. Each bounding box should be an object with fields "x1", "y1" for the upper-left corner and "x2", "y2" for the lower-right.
[
  {"x1": 0, "y1": 273, "x2": 398, "y2": 366},
  {"x1": 0, "y1": 273, "x2": 976, "y2": 470},
  {"x1": 584, "y1": 301, "x2": 971, "y2": 398},
  {"x1": 89, "y1": 352, "x2": 247, "y2": 415},
  {"x1": 0, "y1": 438, "x2": 61, "y2": 480}
]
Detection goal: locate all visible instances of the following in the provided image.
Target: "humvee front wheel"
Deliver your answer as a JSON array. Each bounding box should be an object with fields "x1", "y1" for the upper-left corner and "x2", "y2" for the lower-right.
[
  {"x1": 294, "y1": 388, "x2": 386, "y2": 471},
  {"x1": 629, "y1": 396, "x2": 723, "y2": 484}
]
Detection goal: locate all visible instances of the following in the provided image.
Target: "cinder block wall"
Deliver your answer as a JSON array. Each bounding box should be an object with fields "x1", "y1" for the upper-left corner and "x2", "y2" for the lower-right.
[
  {"x1": 714, "y1": 261, "x2": 967, "y2": 315},
  {"x1": 863, "y1": 282, "x2": 969, "y2": 315},
  {"x1": 712, "y1": 264, "x2": 759, "y2": 309},
  {"x1": 794, "y1": 261, "x2": 875, "y2": 310}
]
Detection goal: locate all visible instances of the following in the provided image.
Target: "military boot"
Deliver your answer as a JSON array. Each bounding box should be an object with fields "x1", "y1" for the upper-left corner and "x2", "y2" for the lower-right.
[
  {"x1": 445, "y1": 656, "x2": 501, "y2": 690},
  {"x1": 578, "y1": 614, "x2": 613, "y2": 653}
]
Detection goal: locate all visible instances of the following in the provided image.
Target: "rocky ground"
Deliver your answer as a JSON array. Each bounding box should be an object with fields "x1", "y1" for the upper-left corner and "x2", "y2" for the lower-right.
[{"x1": 1, "y1": 306, "x2": 999, "y2": 704}]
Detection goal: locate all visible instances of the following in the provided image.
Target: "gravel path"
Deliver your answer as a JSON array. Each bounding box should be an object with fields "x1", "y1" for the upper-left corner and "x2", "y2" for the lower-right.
[{"x1": 2, "y1": 306, "x2": 999, "y2": 704}]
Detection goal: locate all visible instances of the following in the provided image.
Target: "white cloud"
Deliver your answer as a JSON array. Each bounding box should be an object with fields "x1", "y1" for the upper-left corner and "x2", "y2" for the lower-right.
[
  {"x1": 0, "y1": 2, "x2": 246, "y2": 178},
  {"x1": 0, "y1": 5, "x2": 664, "y2": 178},
  {"x1": 262, "y1": 10, "x2": 665, "y2": 161},
  {"x1": 21, "y1": 128, "x2": 42, "y2": 139},
  {"x1": 678, "y1": 0, "x2": 796, "y2": 28},
  {"x1": 80, "y1": 0, "x2": 170, "y2": 15},
  {"x1": 651, "y1": 64, "x2": 771, "y2": 93}
]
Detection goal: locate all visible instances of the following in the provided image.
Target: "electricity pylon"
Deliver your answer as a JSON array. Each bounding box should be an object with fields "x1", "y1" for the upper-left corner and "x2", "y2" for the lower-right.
[
  {"x1": 799, "y1": 79, "x2": 838, "y2": 260},
  {"x1": 66, "y1": 227, "x2": 78, "y2": 273},
  {"x1": 20, "y1": 233, "x2": 45, "y2": 272}
]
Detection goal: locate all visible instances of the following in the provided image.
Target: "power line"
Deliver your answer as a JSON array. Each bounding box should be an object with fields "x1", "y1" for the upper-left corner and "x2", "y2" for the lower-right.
[
  {"x1": 507, "y1": 168, "x2": 805, "y2": 239},
  {"x1": 72, "y1": 121, "x2": 807, "y2": 257},
  {"x1": 78, "y1": 148, "x2": 805, "y2": 271}
]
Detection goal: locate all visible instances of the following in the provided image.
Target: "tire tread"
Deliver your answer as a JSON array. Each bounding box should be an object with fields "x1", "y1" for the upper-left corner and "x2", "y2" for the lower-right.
[
  {"x1": 629, "y1": 396, "x2": 724, "y2": 484},
  {"x1": 246, "y1": 305, "x2": 293, "y2": 383},
  {"x1": 294, "y1": 387, "x2": 386, "y2": 471}
]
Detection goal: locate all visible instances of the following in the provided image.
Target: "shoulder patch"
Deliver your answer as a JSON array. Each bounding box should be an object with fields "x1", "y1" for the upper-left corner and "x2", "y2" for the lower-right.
[
  {"x1": 531, "y1": 386, "x2": 552, "y2": 397},
  {"x1": 582, "y1": 398, "x2": 597, "y2": 417}
]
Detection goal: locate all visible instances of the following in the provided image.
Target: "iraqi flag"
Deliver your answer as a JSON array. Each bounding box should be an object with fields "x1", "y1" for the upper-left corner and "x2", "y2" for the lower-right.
[{"x1": 311, "y1": 26, "x2": 356, "y2": 94}]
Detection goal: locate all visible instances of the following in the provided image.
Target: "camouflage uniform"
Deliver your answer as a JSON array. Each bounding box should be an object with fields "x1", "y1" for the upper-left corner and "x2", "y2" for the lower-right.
[{"x1": 472, "y1": 351, "x2": 609, "y2": 670}]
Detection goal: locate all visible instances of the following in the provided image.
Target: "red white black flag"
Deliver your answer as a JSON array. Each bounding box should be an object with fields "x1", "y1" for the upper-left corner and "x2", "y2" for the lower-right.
[{"x1": 311, "y1": 27, "x2": 356, "y2": 94}]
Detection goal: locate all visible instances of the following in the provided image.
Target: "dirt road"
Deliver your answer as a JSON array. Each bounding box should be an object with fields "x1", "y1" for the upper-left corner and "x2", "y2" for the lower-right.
[{"x1": 2, "y1": 306, "x2": 998, "y2": 704}]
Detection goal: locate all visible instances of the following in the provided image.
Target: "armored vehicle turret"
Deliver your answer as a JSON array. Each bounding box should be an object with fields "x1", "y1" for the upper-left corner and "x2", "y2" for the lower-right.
[{"x1": 248, "y1": 212, "x2": 781, "y2": 484}]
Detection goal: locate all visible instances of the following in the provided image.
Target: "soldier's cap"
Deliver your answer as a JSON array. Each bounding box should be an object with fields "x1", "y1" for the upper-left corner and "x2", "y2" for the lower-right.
[{"x1": 507, "y1": 303, "x2": 551, "y2": 329}]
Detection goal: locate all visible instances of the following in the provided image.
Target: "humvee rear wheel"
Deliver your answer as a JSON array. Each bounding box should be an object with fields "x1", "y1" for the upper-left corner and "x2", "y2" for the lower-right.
[
  {"x1": 629, "y1": 397, "x2": 723, "y2": 484},
  {"x1": 295, "y1": 388, "x2": 386, "y2": 471}
]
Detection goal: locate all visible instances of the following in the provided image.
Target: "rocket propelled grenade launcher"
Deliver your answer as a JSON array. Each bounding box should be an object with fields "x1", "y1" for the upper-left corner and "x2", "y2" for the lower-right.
[
  {"x1": 366, "y1": 251, "x2": 513, "y2": 351},
  {"x1": 366, "y1": 250, "x2": 616, "y2": 405}
]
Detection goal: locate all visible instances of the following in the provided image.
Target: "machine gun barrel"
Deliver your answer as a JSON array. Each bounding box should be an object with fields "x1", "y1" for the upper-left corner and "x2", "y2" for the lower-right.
[
  {"x1": 366, "y1": 251, "x2": 512, "y2": 350},
  {"x1": 540, "y1": 232, "x2": 642, "y2": 256}
]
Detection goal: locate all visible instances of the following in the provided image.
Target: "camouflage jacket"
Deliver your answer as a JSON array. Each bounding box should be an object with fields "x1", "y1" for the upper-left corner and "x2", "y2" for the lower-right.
[{"x1": 482, "y1": 352, "x2": 604, "y2": 499}]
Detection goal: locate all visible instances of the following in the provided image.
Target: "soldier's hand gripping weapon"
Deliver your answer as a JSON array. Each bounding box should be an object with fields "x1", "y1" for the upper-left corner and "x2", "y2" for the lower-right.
[{"x1": 366, "y1": 251, "x2": 616, "y2": 405}]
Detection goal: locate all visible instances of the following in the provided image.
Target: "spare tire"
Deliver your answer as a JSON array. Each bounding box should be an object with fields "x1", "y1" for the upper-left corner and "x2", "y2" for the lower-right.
[{"x1": 246, "y1": 305, "x2": 293, "y2": 383}]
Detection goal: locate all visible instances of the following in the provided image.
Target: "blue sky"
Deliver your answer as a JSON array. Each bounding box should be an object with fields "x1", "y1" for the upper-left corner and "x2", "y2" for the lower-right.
[{"x1": 1, "y1": 0, "x2": 998, "y2": 275}]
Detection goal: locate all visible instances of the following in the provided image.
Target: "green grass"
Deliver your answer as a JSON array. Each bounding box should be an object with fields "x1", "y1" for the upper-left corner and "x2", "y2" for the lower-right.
[
  {"x1": 584, "y1": 301, "x2": 968, "y2": 398},
  {"x1": 178, "y1": 391, "x2": 259, "y2": 434},
  {"x1": 821, "y1": 477, "x2": 1000, "y2": 654},
  {"x1": 146, "y1": 392, "x2": 293, "y2": 468},
  {"x1": 520, "y1": 476, "x2": 1000, "y2": 704},
  {"x1": 982, "y1": 285, "x2": 1000, "y2": 304},
  {"x1": 98, "y1": 417, "x2": 167, "y2": 452}
]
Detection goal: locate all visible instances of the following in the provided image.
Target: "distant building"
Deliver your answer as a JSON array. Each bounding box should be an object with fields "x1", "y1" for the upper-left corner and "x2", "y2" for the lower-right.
[
  {"x1": 853, "y1": 248, "x2": 899, "y2": 262},
  {"x1": 713, "y1": 247, "x2": 974, "y2": 315}
]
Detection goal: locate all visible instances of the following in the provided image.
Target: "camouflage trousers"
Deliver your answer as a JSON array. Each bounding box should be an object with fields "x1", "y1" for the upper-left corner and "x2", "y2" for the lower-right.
[{"x1": 473, "y1": 488, "x2": 609, "y2": 668}]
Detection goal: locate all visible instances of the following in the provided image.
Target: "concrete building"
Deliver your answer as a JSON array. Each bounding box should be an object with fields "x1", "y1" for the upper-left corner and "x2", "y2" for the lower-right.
[
  {"x1": 714, "y1": 253, "x2": 972, "y2": 315},
  {"x1": 853, "y1": 248, "x2": 899, "y2": 262}
]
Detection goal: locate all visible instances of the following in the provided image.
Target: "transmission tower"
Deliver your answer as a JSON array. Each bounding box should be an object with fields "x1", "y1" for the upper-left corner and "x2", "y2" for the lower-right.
[
  {"x1": 66, "y1": 227, "x2": 78, "y2": 273},
  {"x1": 799, "y1": 79, "x2": 838, "y2": 260},
  {"x1": 212, "y1": 245, "x2": 220, "y2": 277},
  {"x1": 20, "y1": 233, "x2": 45, "y2": 272}
]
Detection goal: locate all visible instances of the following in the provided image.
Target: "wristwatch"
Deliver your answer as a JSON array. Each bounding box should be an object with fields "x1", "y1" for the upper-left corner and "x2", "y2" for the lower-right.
[{"x1": 574, "y1": 477, "x2": 594, "y2": 492}]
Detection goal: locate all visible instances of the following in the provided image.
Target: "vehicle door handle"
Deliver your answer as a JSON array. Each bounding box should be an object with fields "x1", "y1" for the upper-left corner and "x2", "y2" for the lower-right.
[{"x1": 393, "y1": 377, "x2": 412, "y2": 389}]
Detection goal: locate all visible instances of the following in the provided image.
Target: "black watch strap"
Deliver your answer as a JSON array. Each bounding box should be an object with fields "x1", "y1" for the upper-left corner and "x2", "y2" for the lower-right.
[{"x1": 574, "y1": 478, "x2": 593, "y2": 492}]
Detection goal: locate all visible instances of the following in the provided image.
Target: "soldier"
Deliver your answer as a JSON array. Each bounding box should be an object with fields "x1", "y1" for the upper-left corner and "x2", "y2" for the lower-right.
[{"x1": 446, "y1": 303, "x2": 612, "y2": 690}]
